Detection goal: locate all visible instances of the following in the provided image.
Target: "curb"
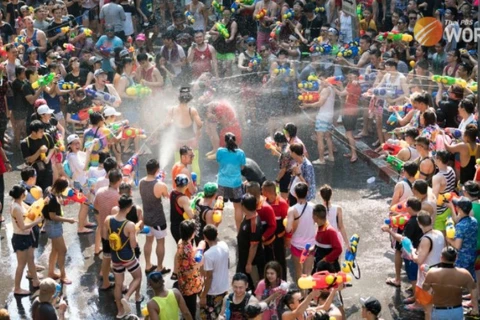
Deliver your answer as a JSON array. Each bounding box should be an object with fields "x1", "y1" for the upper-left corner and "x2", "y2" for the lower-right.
[{"x1": 332, "y1": 126, "x2": 400, "y2": 185}]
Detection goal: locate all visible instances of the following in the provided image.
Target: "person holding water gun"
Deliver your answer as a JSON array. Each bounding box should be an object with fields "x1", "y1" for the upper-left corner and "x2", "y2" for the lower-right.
[{"x1": 381, "y1": 198, "x2": 424, "y2": 308}]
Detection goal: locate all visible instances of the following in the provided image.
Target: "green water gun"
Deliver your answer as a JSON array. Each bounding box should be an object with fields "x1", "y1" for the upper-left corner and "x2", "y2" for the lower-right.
[
  {"x1": 216, "y1": 22, "x2": 230, "y2": 39},
  {"x1": 386, "y1": 155, "x2": 404, "y2": 172},
  {"x1": 32, "y1": 73, "x2": 55, "y2": 89},
  {"x1": 212, "y1": 0, "x2": 224, "y2": 14}
]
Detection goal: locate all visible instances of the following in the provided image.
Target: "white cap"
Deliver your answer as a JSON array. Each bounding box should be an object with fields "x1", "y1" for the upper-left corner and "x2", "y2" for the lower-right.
[
  {"x1": 37, "y1": 105, "x2": 54, "y2": 115},
  {"x1": 103, "y1": 106, "x2": 121, "y2": 117},
  {"x1": 67, "y1": 134, "x2": 80, "y2": 145}
]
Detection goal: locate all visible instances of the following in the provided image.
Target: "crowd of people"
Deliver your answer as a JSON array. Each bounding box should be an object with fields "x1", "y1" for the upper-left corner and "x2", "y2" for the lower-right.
[{"x1": 0, "y1": 0, "x2": 478, "y2": 318}]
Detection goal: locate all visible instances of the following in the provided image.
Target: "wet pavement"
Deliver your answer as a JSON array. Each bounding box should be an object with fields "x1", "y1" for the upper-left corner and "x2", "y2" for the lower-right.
[{"x1": 0, "y1": 116, "x2": 425, "y2": 320}]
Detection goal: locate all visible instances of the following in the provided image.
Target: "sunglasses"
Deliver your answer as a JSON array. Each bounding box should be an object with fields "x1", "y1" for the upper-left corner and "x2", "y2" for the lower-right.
[{"x1": 247, "y1": 43, "x2": 255, "y2": 46}]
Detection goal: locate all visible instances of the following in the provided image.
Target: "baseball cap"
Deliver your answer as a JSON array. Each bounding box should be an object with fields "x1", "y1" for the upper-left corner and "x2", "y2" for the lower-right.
[
  {"x1": 94, "y1": 69, "x2": 107, "y2": 77},
  {"x1": 246, "y1": 37, "x2": 256, "y2": 44},
  {"x1": 37, "y1": 105, "x2": 55, "y2": 115},
  {"x1": 175, "y1": 174, "x2": 189, "y2": 187},
  {"x1": 453, "y1": 196, "x2": 473, "y2": 214},
  {"x1": 103, "y1": 106, "x2": 121, "y2": 117},
  {"x1": 463, "y1": 181, "x2": 480, "y2": 197},
  {"x1": 89, "y1": 56, "x2": 103, "y2": 65},
  {"x1": 136, "y1": 33, "x2": 146, "y2": 41},
  {"x1": 26, "y1": 46, "x2": 38, "y2": 54},
  {"x1": 67, "y1": 134, "x2": 80, "y2": 145},
  {"x1": 203, "y1": 182, "x2": 218, "y2": 197},
  {"x1": 360, "y1": 297, "x2": 381, "y2": 316},
  {"x1": 38, "y1": 278, "x2": 58, "y2": 302}
]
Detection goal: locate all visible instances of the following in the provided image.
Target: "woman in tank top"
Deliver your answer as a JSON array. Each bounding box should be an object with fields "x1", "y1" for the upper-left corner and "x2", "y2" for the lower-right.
[{"x1": 319, "y1": 185, "x2": 350, "y2": 248}]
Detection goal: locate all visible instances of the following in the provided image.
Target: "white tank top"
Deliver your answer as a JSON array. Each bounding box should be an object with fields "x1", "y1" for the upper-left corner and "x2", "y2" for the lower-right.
[
  {"x1": 398, "y1": 180, "x2": 413, "y2": 203},
  {"x1": 417, "y1": 230, "x2": 445, "y2": 287},
  {"x1": 339, "y1": 13, "x2": 353, "y2": 43},
  {"x1": 383, "y1": 73, "x2": 405, "y2": 107},
  {"x1": 291, "y1": 202, "x2": 317, "y2": 251},
  {"x1": 407, "y1": 146, "x2": 419, "y2": 161},
  {"x1": 326, "y1": 204, "x2": 344, "y2": 245},
  {"x1": 191, "y1": 3, "x2": 205, "y2": 31},
  {"x1": 11, "y1": 202, "x2": 30, "y2": 235},
  {"x1": 316, "y1": 85, "x2": 334, "y2": 121}
]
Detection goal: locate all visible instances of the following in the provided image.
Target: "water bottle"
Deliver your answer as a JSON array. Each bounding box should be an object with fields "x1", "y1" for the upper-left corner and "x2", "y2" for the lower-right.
[
  {"x1": 191, "y1": 172, "x2": 197, "y2": 186},
  {"x1": 194, "y1": 249, "x2": 204, "y2": 263}
]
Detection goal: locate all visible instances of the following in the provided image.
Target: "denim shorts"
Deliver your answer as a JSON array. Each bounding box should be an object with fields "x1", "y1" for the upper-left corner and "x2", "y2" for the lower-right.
[
  {"x1": 315, "y1": 118, "x2": 333, "y2": 133},
  {"x1": 432, "y1": 306, "x2": 463, "y2": 320},
  {"x1": 11, "y1": 234, "x2": 33, "y2": 252},
  {"x1": 44, "y1": 220, "x2": 63, "y2": 239}
]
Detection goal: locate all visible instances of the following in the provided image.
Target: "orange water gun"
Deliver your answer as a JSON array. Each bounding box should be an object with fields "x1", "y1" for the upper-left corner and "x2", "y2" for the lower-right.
[
  {"x1": 384, "y1": 214, "x2": 410, "y2": 229},
  {"x1": 390, "y1": 200, "x2": 408, "y2": 213},
  {"x1": 298, "y1": 92, "x2": 319, "y2": 102},
  {"x1": 255, "y1": 8, "x2": 266, "y2": 20},
  {"x1": 121, "y1": 127, "x2": 146, "y2": 139},
  {"x1": 212, "y1": 196, "x2": 224, "y2": 224},
  {"x1": 298, "y1": 271, "x2": 352, "y2": 290}
]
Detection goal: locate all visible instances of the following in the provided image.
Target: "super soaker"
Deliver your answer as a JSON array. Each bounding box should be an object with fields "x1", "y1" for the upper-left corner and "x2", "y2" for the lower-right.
[
  {"x1": 70, "y1": 106, "x2": 103, "y2": 121},
  {"x1": 436, "y1": 192, "x2": 459, "y2": 206},
  {"x1": 274, "y1": 66, "x2": 295, "y2": 77},
  {"x1": 213, "y1": 196, "x2": 224, "y2": 224},
  {"x1": 382, "y1": 138, "x2": 408, "y2": 155},
  {"x1": 341, "y1": 234, "x2": 360, "y2": 278},
  {"x1": 248, "y1": 56, "x2": 262, "y2": 70},
  {"x1": 385, "y1": 214, "x2": 410, "y2": 229},
  {"x1": 58, "y1": 81, "x2": 80, "y2": 90},
  {"x1": 298, "y1": 80, "x2": 319, "y2": 91},
  {"x1": 122, "y1": 154, "x2": 139, "y2": 176},
  {"x1": 25, "y1": 198, "x2": 45, "y2": 226},
  {"x1": 85, "y1": 88, "x2": 118, "y2": 105},
  {"x1": 122, "y1": 127, "x2": 146, "y2": 139},
  {"x1": 390, "y1": 200, "x2": 408, "y2": 214},
  {"x1": 126, "y1": 84, "x2": 153, "y2": 97},
  {"x1": 300, "y1": 243, "x2": 311, "y2": 264},
  {"x1": 32, "y1": 73, "x2": 55, "y2": 89},
  {"x1": 215, "y1": 22, "x2": 230, "y2": 39},
  {"x1": 80, "y1": 27, "x2": 93, "y2": 37},
  {"x1": 298, "y1": 271, "x2": 352, "y2": 290},
  {"x1": 212, "y1": 0, "x2": 224, "y2": 14},
  {"x1": 372, "y1": 88, "x2": 403, "y2": 98},
  {"x1": 255, "y1": 8, "x2": 266, "y2": 20},
  {"x1": 264, "y1": 136, "x2": 276, "y2": 150},
  {"x1": 401, "y1": 236, "x2": 414, "y2": 257},
  {"x1": 231, "y1": 1, "x2": 240, "y2": 12},
  {"x1": 386, "y1": 155, "x2": 404, "y2": 172},
  {"x1": 431, "y1": 75, "x2": 468, "y2": 88},
  {"x1": 298, "y1": 92, "x2": 319, "y2": 102},
  {"x1": 185, "y1": 11, "x2": 195, "y2": 24},
  {"x1": 283, "y1": 8, "x2": 294, "y2": 20},
  {"x1": 446, "y1": 217, "x2": 455, "y2": 239},
  {"x1": 377, "y1": 32, "x2": 413, "y2": 42},
  {"x1": 325, "y1": 76, "x2": 344, "y2": 85},
  {"x1": 270, "y1": 21, "x2": 282, "y2": 39},
  {"x1": 387, "y1": 104, "x2": 413, "y2": 125},
  {"x1": 63, "y1": 43, "x2": 75, "y2": 52}
]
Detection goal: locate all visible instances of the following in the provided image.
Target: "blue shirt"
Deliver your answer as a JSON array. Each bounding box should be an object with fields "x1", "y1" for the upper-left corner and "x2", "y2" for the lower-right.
[
  {"x1": 455, "y1": 216, "x2": 478, "y2": 279},
  {"x1": 95, "y1": 35, "x2": 124, "y2": 72},
  {"x1": 216, "y1": 147, "x2": 246, "y2": 188}
]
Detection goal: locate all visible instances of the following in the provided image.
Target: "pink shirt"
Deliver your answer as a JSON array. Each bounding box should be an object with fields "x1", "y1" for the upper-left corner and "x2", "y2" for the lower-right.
[{"x1": 254, "y1": 279, "x2": 288, "y2": 320}]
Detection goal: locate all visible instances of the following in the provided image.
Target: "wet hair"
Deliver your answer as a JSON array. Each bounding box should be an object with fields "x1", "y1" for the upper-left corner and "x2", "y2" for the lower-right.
[
  {"x1": 415, "y1": 136, "x2": 430, "y2": 149},
  {"x1": 232, "y1": 272, "x2": 249, "y2": 284},
  {"x1": 21, "y1": 166, "x2": 36, "y2": 182},
  {"x1": 406, "y1": 197, "x2": 422, "y2": 212},
  {"x1": 422, "y1": 110, "x2": 436, "y2": 126},
  {"x1": 284, "y1": 123, "x2": 297, "y2": 137},
  {"x1": 180, "y1": 219, "x2": 196, "y2": 242},
  {"x1": 137, "y1": 53, "x2": 148, "y2": 62},
  {"x1": 464, "y1": 124, "x2": 478, "y2": 142},
  {"x1": 284, "y1": 289, "x2": 301, "y2": 309},
  {"x1": 179, "y1": 145, "x2": 192, "y2": 157},
  {"x1": 225, "y1": 132, "x2": 238, "y2": 152},
  {"x1": 241, "y1": 193, "x2": 257, "y2": 211},
  {"x1": 119, "y1": 182, "x2": 132, "y2": 195},
  {"x1": 51, "y1": 178, "x2": 69, "y2": 195},
  {"x1": 146, "y1": 159, "x2": 160, "y2": 175},
  {"x1": 203, "y1": 224, "x2": 218, "y2": 241},
  {"x1": 29, "y1": 120, "x2": 44, "y2": 133},
  {"x1": 103, "y1": 157, "x2": 118, "y2": 173},
  {"x1": 459, "y1": 99, "x2": 475, "y2": 114},
  {"x1": 264, "y1": 261, "x2": 283, "y2": 288},
  {"x1": 294, "y1": 182, "x2": 308, "y2": 199},
  {"x1": 319, "y1": 184, "x2": 332, "y2": 210},
  {"x1": 435, "y1": 150, "x2": 450, "y2": 164},
  {"x1": 312, "y1": 204, "x2": 327, "y2": 220},
  {"x1": 403, "y1": 161, "x2": 418, "y2": 177},
  {"x1": 411, "y1": 91, "x2": 431, "y2": 106},
  {"x1": 360, "y1": 34, "x2": 372, "y2": 44},
  {"x1": 405, "y1": 127, "x2": 419, "y2": 139},
  {"x1": 25, "y1": 68, "x2": 36, "y2": 80},
  {"x1": 179, "y1": 90, "x2": 193, "y2": 103},
  {"x1": 413, "y1": 179, "x2": 428, "y2": 195},
  {"x1": 369, "y1": 48, "x2": 381, "y2": 57},
  {"x1": 289, "y1": 143, "x2": 304, "y2": 156},
  {"x1": 15, "y1": 65, "x2": 25, "y2": 77},
  {"x1": 9, "y1": 184, "x2": 26, "y2": 199},
  {"x1": 262, "y1": 180, "x2": 276, "y2": 193},
  {"x1": 108, "y1": 169, "x2": 123, "y2": 185},
  {"x1": 245, "y1": 301, "x2": 263, "y2": 318},
  {"x1": 417, "y1": 210, "x2": 432, "y2": 227},
  {"x1": 245, "y1": 181, "x2": 261, "y2": 198},
  {"x1": 89, "y1": 112, "x2": 104, "y2": 125},
  {"x1": 459, "y1": 62, "x2": 473, "y2": 76},
  {"x1": 442, "y1": 246, "x2": 457, "y2": 263},
  {"x1": 273, "y1": 131, "x2": 288, "y2": 144},
  {"x1": 98, "y1": 152, "x2": 109, "y2": 165},
  {"x1": 416, "y1": 59, "x2": 429, "y2": 70},
  {"x1": 118, "y1": 194, "x2": 133, "y2": 210}
]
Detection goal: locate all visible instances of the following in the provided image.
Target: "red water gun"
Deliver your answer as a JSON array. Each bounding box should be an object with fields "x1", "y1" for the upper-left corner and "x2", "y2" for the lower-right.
[
  {"x1": 300, "y1": 243, "x2": 311, "y2": 264},
  {"x1": 63, "y1": 43, "x2": 75, "y2": 52},
  {"x1": 264, "y1": 137, "x2": 276, "y2": 150},
  {"x1": 71, "y1": 106, "x2": 103, "y2": 121},
  {"x1": 390, "y1": 200, "x2": 408, "y2": 214},
  {"x1": 298, "y1": 271, "x2": 352, "y2": 290},
  {"x1": 325, "y1": 76, "x2": 344, "y2": 85},
  {"x1": 63, "y1": 188, "x2": 88, "y2": 205},
  {"x1": 298, "y1": 92, "x2": 319, "y2": 102},
  {"x1": 382, "y1": 139, "x2": 407, "y2": 155},
  {"x1": 384, "y1": 214, "x2": 410, "y2": 229},
  {"x1": 122, "y1": 154, "x2": 139, "y2": 176}
]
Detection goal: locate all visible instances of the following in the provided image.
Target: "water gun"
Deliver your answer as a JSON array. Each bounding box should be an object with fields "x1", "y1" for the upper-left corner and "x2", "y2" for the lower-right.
[
  {"x1": 213, "y1": 196, "x2": 224, "y2": 224},
  {"x1": 298, "y1": 92, "x2": 319, "y2": 102},
  {"x1": 382, "y1": 138, "x2": 408, "y2": 155},
  {"x1": 315, "y1": 6, "x2": 325, "y2": 13},
  {"x1": 109, "y1": 120, "x2": 129, "y2": 133},
  {"x1": 248, "y1": 56, "x2": 262, "y2": 70},
  {"x1": 194, "y1": 241, "x2": 206, "y2": 262},
  {"x1": 79, "y1": 27, "x2": 93, "y2": 37},
  {"x1": 475, "y1": 159, "x2": 480, "y2": 183},
  {"x1": 325, "y1": 76, "x2": 344, "y2": 85},
  {"x1": 125, "y1": 84, "x2": 153, "y2": 97},
  {"x1": 71, "y1": 106, "x2": 103, "y2": 121},
  {"x1": 58, "y1": 81, "x2": 79, "y2": 90},
  {"x1": 141, "y1": 307, "x2": 149, "y2": 317},
  {"x1": 231, "y1": 1, "x2": 240, "y2": 13},
  {"x1": 85, "y1": 88, "x2": 118, "y2": 105},
  {"x1": 377, "y1": 32, "x2": 413, "y2": 42},
  {"x1": 401, "y1": 236, "x2": 413, "y2": 257},
  {"x1": 270, "y1": 21, "x2": 282, "y2": 39},
  {"x1": 191, "y1": 172, "x2": 197, "y2": 187},
  {"x1": 359, "y1": 73, "x2": 376, "y2": 84},
  {"x1": 273, "y1": 66, "x2": 295, "y2": 79},
  {"x1": 300, "y1": 243, "x2": 311, "y2": 264},
  {"x1": 185, "y1": 11, "x2": 195, "y2": 24},
  {"x1": 445, "y1": 128, "x2": 462, "y2": 139},
  {"x1": 298, "y1": 271, "x2": 352, "y2": 290},
  {"x1": 62, "y1": 188, "x2": 89, "y2": 206},
  {"x1": 56, "y1": 26, "x2": 70, "y2": 34},
  {"x1": 212, "y1": 0, "x2": 224, "y2": 14},
  {"x1": 156, "y1": 170, "x2": 166, "y2": 182},
  {"x1": 122, "y1": 127, "x2": 146, "y2": 139},
  {"x1": 387, "y1": 104, "x2": 413, "y2": 125},
  {"x1": 122, "y1": 154, "x2": 139, "y2": 176},
  {"x1": 431, "y1": 75, "x2": 467, "y2": 88},
  {"x1": 386, "y1": 155, "x2": 404, "y2": 172},
  {"x1": 298, "y1": 80, "x2": 319, "y2": 91},
  {"x1": 341, "y1": 234, "x2": 360, "y2": 275},
  {"x1": 138, "y1": 225, "x2": 150, "y2": 234},
  {"x1": 239, "y1": 0, "x2": 254, "y2": 5},
  {"x1": 356, "y1": 4, "x2": 363, "y2": 20},
  {"x1": 283, "y1": 8, "x2": 294, "y2": 20},
  {"x1": 32, "y1": 73, "x2": 55, "y2": 89},
  {"x1": 446, "y1": 217, "x2": 455, "y2": 239},
  {"x1": 337, "y1": 41, "x2": 359, "y2": 58},
  {"x1": 99, "y1": 46, "x2": 112, "y2": 56},
  {"x1": 255, "y1": 8, "x2": 266, "y2": 20},
  {"x1": 215, "y1": 22, "x2": 230, "y2": 39},
  {"x1": 63, "y1": 43, "x2": 75, "y2": 52},
  {"x1": 385, "y1": 214, "x2": 410, "y2": 229},
  {"x1": 372, "y1": 88, "x2": 403, "y2": 98},
  {"x1": 468, "y1": 82, "x2": 477, "y2": 93},
  {"x1": 55, "y1": 135, "x2": 65, "y2": 152},
  {"x1": 30, "y1": 186, "x2": 43, "y2": 200},
  {"x1": 264, "y1": 137, "x2": 277, "y2": 151},
  {"x1": 390, "y1": 200, "x2": 408, "y2": 214},
  {"x1": 436, "y1": 192, "x2": 459, "y2": 206},
  {"x1": 25, "y1": 198, "x2": 45, "y2": 225}
]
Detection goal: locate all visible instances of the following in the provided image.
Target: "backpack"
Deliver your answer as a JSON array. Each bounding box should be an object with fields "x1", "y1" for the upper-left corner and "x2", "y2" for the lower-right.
[{"x1": 108, "y1": 219, "x2": 128, "y2": 252}]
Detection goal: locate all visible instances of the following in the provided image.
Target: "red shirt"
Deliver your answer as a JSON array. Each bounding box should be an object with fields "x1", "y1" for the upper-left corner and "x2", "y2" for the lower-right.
[
  {"x1": 256, "y1": 196, "x2": 277, "y2": 245},
  {"x1": 267, "y1": 196, "x2": 289, "y2": 237},
  {"x1": 315, "y1": 222, "x2": 342, "y2": 263},
  {"x1": 344, "y1": 82, "x2": 362, "y2": 116}
]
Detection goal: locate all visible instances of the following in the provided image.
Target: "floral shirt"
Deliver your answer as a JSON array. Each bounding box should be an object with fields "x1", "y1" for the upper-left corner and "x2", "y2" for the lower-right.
[
  {"x1": 455, "y1": 216, "x2": 478, "y2": 279},
  {"x1": 177, "y1": 241, "x2": 204, "y2": 296},
  {"x1": 279, "y1": 144, "x2": 294, "y2": 171}
]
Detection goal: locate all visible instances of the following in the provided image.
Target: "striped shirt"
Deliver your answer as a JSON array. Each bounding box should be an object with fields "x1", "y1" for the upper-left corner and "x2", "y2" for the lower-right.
[{"x1": 436, "y1": 167, "x2": 456, "y2": 215}]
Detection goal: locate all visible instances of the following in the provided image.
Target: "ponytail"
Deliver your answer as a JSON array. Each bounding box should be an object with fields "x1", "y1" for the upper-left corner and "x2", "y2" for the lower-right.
[
  {"x1": 319, "y1": 184, "x2": 332, "y2": 211},
  {"x1": 225, "y1": 132, "x2": 238, "y2": 152}
]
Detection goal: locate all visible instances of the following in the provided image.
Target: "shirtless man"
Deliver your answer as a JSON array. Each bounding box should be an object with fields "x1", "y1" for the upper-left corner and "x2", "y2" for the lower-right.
[
  {"x1": 164, "y1": 87, "x2": 203, "y2": 184},
  {"x1": 432, "y1": 151, "x2": 456, "y2": 233}
]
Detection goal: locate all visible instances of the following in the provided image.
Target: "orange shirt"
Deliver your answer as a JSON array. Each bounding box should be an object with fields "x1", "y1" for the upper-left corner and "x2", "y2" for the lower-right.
[{"x1": 172, "y1": 162, "x2": 192, "y2": 198}]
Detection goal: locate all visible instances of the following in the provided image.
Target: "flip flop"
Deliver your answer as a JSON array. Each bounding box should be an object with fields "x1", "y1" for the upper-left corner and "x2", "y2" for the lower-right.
[
  {"x1": 145, "y1": 265, "x2": 157, "y2": 274},
  {"x1": 385, "y1": 278, "x2": 401, "y2": 288},
  {"x1": 94, "y1": 250, "x2": 103, "y2": 256},
  {"x1": 170, "y1": 273, "x2": 178, "y2": 280},
  {"x1": 160, "y1": 267, "x2": 171, "y2": 274},
  {"x1": 61, "y1": 278, "x2": 72, "y2": 285},
  {"x1": 99, "y1": 282, "x2": 115, "y2": 291},
  {"x1": 77, "y1": 229, "x2": 94, "y2": 235},
  {"x1": 135, "y1": 294, "x2": 145, "y2": 304},
  {"x1": 350, "y1": 157, "x2": 358, "y2": 163}
]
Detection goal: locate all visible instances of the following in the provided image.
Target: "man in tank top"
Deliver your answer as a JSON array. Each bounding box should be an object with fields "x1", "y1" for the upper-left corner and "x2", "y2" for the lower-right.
[
  {"x1": 187, "y1": 30, "x2": 218, "y2": 80},
  {"x1": 139, "y1": 159, "x2": 170, "y2": 275}
]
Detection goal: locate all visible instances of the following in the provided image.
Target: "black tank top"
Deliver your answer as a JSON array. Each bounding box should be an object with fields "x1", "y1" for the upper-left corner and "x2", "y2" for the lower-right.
[
  {"x1": 126, "y1": 205, "x2": 139, "y2": 224},
  {"x1": 194, "y1": 199, "x2": 211, "y2": 241},
  {"x1": 109, "y1": 218, "x2": 135, "y2": 263},
  {"x1": 227, "y1": 292, "x2": 251, "y2": 320},
  {"x1": 460, "y1": 144, "x2": 478, "y2": 184},
  {"x1": 170, "y1": 190, "x2": 186, "y2": 226}
]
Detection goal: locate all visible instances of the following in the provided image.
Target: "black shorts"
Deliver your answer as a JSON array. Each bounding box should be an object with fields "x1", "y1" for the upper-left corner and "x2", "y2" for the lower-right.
[
  {"x1": 101, "y1": 238, "x2": 112, "y2": 255},
  {"x1": 343, "y1": 114, "x2": 358, "y2": 132},
  {"x1": 31, "y1": 225, "x2": 40, "y2": 248},
  {"x1": 12, "y1": 234, "x2": 33, "y2": 252},
  {"x1": 279, "y1": 173, "x2": 291, "y2": 193}
]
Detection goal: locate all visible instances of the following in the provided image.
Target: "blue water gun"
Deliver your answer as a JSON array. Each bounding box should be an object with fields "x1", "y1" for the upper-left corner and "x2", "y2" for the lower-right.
[
  {"x1": 372, "y1": 88, "x2": 403, "y2": 98},
  {"x1": 341, "y1": 234, "x2": 361, "y2": 278},
  {"x1": 85, "y1": 88, "x2": 118, "y2": 105},
  {"x1": 401, "y1": 237, "x2": 413, "y2": 257}
]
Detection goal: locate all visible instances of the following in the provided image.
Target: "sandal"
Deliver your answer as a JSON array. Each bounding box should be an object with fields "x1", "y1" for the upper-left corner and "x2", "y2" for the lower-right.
[
  {"x1": 160, "y1": 267, "x2": 171, "y2": 274},
  {"x1": 170, "y1": 273, "x2": 178, "y2": 280},
  {"x1": 135, "y1": 294, "x2": 145, "y2": 304},
  {"x1": 403, "y1": 297, "x2": 415, "y2": 304},
  {"x1": 403, "y1": 304, "x2": 423, "y2": 312},
  {"x1": 350, "y1": 157, "x2": 358, "y2": 163},
  {"x1": 145, "y1": 265, "x2": 157, "y2": 274},
  {"x1": 99, "y1": 282, "x2": 115, "y2": 291},
  {"x1": 385, "y1": 278, "x2": 401, "y2": 288}
]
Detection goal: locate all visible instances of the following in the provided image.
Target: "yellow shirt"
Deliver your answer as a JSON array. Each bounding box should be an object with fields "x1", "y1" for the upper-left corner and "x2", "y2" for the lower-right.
[
  {"x1": 152, "y1": 290, "x2": 179, "y2": 320},
  {"x1": 360, "y1": 18, "x2": 377, "y2": 32}
]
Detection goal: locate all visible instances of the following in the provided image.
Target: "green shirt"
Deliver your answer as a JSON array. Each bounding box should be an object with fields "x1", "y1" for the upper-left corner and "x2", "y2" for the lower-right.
[
  {"x1": 472, "y1": 202, "x2": 480, "y2": 249},
  {"x1": 152, "y1": 290, "x2": 179, "y2": 320}
]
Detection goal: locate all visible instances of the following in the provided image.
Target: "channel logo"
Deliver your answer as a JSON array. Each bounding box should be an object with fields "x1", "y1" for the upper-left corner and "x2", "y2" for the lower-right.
[{"x1": 413, "y1": 17, "x2": 443, "y2": 46}]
